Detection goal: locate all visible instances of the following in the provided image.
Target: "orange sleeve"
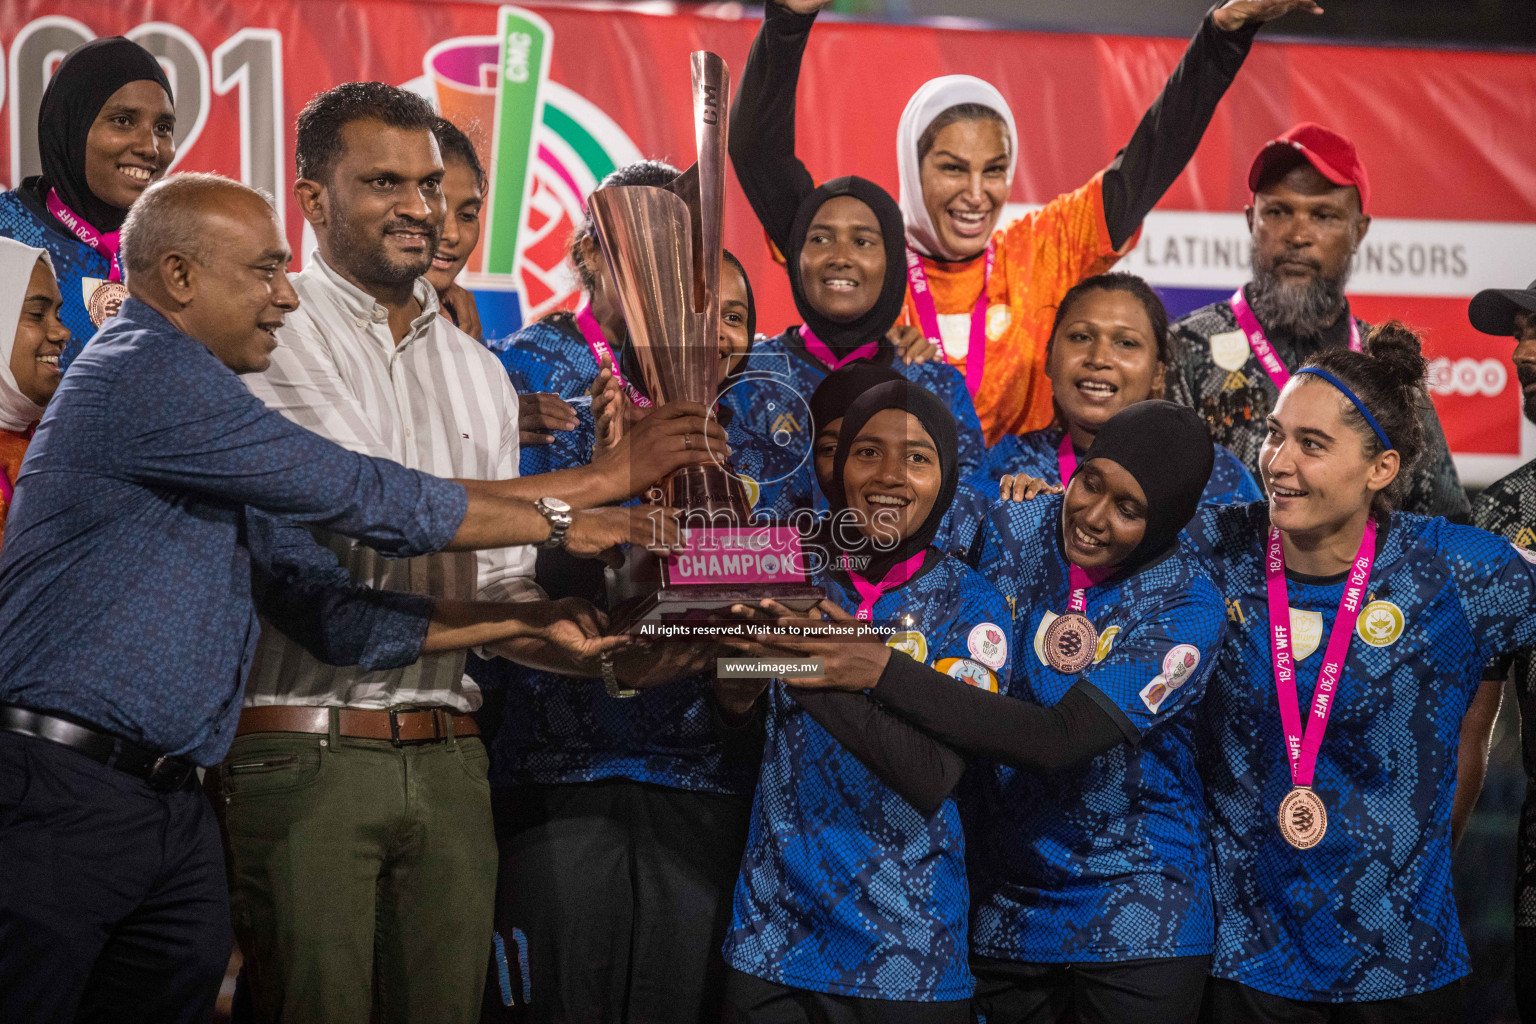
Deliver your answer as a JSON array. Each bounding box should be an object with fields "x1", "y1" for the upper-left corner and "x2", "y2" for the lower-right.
[{"x1": 1004, "y1": 170, "x2": 1140, "y2": 307}]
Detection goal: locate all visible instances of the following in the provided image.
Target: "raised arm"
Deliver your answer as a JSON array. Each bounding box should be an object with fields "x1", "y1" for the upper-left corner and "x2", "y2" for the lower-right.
[
  {"x1": 1101, "y1": 0, "x2": 1321, "y2": 250},
  {"x1": 729, "y1": 0, "x2": 825, "y2": 252}
]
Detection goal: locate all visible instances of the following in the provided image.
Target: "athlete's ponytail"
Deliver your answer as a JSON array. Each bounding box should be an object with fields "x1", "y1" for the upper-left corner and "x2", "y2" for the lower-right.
[{"x1": 1297, "y1": 320, "x2": 1428, "y2": 515}]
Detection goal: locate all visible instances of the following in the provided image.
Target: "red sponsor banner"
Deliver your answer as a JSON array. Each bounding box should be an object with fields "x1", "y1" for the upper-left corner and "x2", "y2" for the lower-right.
[{"x1": 3, "y1": 2, "x2": 1533, "y2": 480}]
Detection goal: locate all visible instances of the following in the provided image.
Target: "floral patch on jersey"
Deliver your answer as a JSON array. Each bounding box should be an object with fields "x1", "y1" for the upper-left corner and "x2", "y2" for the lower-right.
[
  {"x1": 936, "y1": 656, "x2": 998, "y2": 693},
  {"x1": 1139, "y1": 676, "x2": 1172, "y2": 714},
  {"x1": 1093, "y1": 625, "x2": 1121, "y2": 663},
  {"x1": 1209, "y1": 330, "x2": 1251, "y2": 372},
  {"x1": 1356, "y1": 600, "x2": 1406, "y2": 647},
  {"x1": 1161, "y1": 645, "x2": 1201, "y2": 689},
  {"x1": 968, "y1": 623, "x2": 1008, "y2": 670},
  {"x1": 1289, "y1": 609, "x2": 1324, "y2": 661},
  {"x1": 1513, "y1": 542, "x2": 1536, "y2": 565},
  {"x1": 887, "y1": 630, "x2": 929, "y2": 665}
]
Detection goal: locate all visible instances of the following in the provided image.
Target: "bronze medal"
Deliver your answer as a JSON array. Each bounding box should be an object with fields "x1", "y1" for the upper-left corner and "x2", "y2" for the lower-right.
[
  {"x1": 1277, "y1": 787, "x2": 1328, "y2": 850},
  {"x1": 88, "y1": 280, "x2": 129, "y2": 327},
  {"x1": 1042, "y1": 612, "x2": 1097, "y2": 674}
]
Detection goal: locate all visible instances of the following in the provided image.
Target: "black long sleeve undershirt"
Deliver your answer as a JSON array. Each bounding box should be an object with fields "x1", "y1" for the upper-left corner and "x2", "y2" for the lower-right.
[
  {"x1": 729, "y1": 3, "x2": 1260, "y2": 257},
  {"x1": 872, "y1": 652, "x2": 1133, "y2": 771},
  {"x1": 1101, "y1": 5, "x2": 1260, "y2": 250}
]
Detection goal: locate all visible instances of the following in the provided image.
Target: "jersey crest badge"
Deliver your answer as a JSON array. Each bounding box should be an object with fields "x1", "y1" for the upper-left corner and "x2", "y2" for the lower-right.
[
  {"x1": 1289, "y1": 609, "x2": 1324, "y2": 661},
  {"x1": 1093, "y1": 625, "x2": 1121, "y2": 663},
  {"x1": 1209, "y1": 330, "x2": 1250, "y2": 372},
  {"x1": 1356, "y1": 600, "x2": 1405, "y2": 647},
  {"x1": 968, "y1": 623, "x2": 1007, "y2": 670}
]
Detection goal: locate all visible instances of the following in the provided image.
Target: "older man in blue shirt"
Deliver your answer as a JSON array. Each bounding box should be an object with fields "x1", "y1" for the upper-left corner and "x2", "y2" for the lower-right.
[{"x1": 0, "y1": 173, "x2": 683, "y2": 1024}]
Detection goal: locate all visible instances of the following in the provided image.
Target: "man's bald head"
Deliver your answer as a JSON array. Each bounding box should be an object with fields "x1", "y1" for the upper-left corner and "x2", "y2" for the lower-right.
[
  {"x1": 121, "y1": 173, "x2": 278, "y2": 285},
  {"x1": 118, "y1": 172, "x2": 298, "y2": 374}
]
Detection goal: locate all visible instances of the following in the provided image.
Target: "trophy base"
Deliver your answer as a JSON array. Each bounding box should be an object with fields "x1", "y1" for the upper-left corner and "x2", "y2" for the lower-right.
[{"x1": 607, "y1": 582, "x2": 826, "y2": 635}]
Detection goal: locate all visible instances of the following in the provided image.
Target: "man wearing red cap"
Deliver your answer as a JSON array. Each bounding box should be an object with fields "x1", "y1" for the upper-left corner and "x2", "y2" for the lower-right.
[
  {"x1": 1166, "y1": 122, "x2": 1469, "y2": 520},
  {"x1": 1467, "y1": 278, "x2": 1536, "y2": 1023}
]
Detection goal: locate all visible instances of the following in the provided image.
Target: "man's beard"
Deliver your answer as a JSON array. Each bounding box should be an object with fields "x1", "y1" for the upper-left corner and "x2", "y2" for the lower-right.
[
  {"x1": 1519, "y1": 364, "x2": 1536, "y2": 425},
  {"x1": 1248, "y1": 246, "x2": 1351, "y2": 337},
  {"x1": 328, "y1": 198, "x2": 438, "y2": 290}
]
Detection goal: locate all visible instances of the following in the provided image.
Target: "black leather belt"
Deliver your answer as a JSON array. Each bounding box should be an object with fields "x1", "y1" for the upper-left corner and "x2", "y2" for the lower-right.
[{"x1": 0, "y1": 704, "x2": 199, "y2": 792}]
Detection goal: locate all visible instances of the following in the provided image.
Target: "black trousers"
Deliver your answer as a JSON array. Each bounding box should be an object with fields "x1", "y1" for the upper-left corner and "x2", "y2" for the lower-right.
[
  {"x1": 1199, "y1": 976, "x2": 1463, "y2": 1023},
  {"x1": 0, "y1": 731, "x2": 230, "y2": 1024},
  {"x1": 1516, "y1": 928, "x2": 1536, "y2": 1023},
  {"x1": 722, "y1": 968, "x2": 970, "y2": 1023},
  {"x1": 971, "y1": 953, "x2": 1211, "y2": 1024},
  {"x1": 482, "y1": 779, "x2": 752, "y2": 1024}
]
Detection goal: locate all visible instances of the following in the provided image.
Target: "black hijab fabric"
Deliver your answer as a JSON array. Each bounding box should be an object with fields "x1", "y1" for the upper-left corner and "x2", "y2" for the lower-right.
[
  {"x1": 37, "y1": 36, "x2": 172, "y2": 233},
  {"x1": 827, "y1": 380, "x2": 959, "y2": 579},
  {"x1": 1074, "y1": 400, "x2": 1214, "y2": 572},
  {"x1": 809, "y1": 363, "x2": 905, "y2": 437},
  {"x1": 786, "y1": 176, "x2": 908, "y2": 355}
]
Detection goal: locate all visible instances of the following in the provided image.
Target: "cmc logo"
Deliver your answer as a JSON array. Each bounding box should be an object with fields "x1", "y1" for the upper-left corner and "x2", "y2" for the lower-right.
[{"x1": 1428, "y1": 357, "x2": 1507, "y2": 398}]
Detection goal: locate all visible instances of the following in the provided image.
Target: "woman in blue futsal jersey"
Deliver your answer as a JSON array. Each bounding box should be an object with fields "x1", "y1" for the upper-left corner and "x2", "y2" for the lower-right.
[
  {"x1": 976, "y1": 272, "x2": 1260, "y2": 509},
  {"x1": 718, "y1": 176, "x2": 988, "y2": 481},
  {"x1": 1185, "y1": 322, "x2": 1536, "y2": 1022},
  {"x1": 728, "y1": 397, "x2": 1229, "y2": 1022}
]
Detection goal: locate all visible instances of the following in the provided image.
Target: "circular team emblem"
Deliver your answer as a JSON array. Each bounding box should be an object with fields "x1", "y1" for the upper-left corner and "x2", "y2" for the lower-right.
[
  {"x1": 886, "y1": 630, "x2": 929, "y2": 665},
  {"x1": 88, "y1": 280, "x2": 129, "y2": 327},
  {"x1": 985, "y1": 304, "x2": 1012, "y2": 342},
  {"x1": 1161, "y1": 645, "x2": 1201, "y2": 690},
  {"x1": 1093, "y1": 625, "x2": 1120, "y2": 664},
  {"x1": 1277, "y1": 787, "x2": 1328, "y2": 850},
  {"x1": 1042, "y1": 612, "x2": 1097, "y2": 674},
  {"x1": 936, "y1": 657, "x2": 998, "y2": 693},
  {"x1": 734, "y1": 474, "x2": 761, "y2": 509},
  {"x1": 1355, "y1": 600, "x2": 1405, "y2": 648},
  {"x1": 967, "y1": 623, "x2": 1007, "y2": 670}
]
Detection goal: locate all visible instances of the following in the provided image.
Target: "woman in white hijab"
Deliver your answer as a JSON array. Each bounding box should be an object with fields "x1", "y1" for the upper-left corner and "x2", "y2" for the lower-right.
[
  {"x1": 730, "y1": 0, "x2": 1320, "y2": 446},
  {"x1": 0, "y1": 237, "x2": 70, "y2": 551}
]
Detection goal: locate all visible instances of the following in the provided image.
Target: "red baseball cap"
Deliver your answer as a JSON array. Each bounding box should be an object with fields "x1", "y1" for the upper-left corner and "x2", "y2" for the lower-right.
[{"x1": 1248, "y1": 122, "x2": 1371, "y2": 214}]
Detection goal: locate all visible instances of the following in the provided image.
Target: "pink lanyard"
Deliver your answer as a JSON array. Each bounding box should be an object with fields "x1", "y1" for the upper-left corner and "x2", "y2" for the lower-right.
[
  {"x1": 46, "y1": 190, "x2": 122, "y2": 282},
  {"x1": 0, "y1": 471, "x2": 12, "y2": 506},
  {"x1": 1064, "y1": 563, "x2": 1107, "y2": 614},
  {"x1": 798, "y1": 325, "x2": 878, "y2": 371},
  {"x1": 1229, "y1": 288, "x2": 1361, "y2": 392},
  {"x1": 848, "y1": 550, "x2": 927, "y2": 621},
  {"x1": 904, "y1": 242, "x2": 994, "y2": 399},
  {"x1": 575, "y1": 305, "x2": 651, "y2": 409},
  {"x1": 1056, "y1": 433, "x2": 1078, "y2": 485},
  {"x1": 1263, "y1": 519, "x2": 1377, "y2": 787}
]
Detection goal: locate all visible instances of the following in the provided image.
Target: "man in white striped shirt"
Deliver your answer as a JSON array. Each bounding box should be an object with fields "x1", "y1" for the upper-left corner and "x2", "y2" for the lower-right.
[{"x1": 217, "y1": 83, "x2": 724, "y2": 1024}]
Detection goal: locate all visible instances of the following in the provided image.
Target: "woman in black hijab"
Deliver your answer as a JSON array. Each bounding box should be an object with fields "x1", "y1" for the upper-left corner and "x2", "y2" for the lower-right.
[
  {"x1": 763, "y1": 401, "x2": 1230, "y2": 1023},
  {"x1": 0, "y1": 37, "x2": 174, "y2": 360},
  {"x1": 720, "y1": 176, "x2": 989, "y2": 482}
]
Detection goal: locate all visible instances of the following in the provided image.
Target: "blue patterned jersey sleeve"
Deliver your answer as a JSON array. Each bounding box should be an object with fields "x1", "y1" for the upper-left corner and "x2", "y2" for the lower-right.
[
  {"x1": 1204, "y1": 445, "x2": 1263, "y2": 505},
  {"x1": 907, "y1": 360, "x2": 986, "y2": 478},
  {"x1": 1438, "y1": 520, "x2": 1536, "y2": 667},
  {"x1": 924, "y1": 561, "x2": 1013, "y2": 692},
  {"x1": 1080, "y1": 582, "x2": 1225, "y2": 736},
  {"x1": 499, "y1": 314, "x2": 601, "y2": 399}
]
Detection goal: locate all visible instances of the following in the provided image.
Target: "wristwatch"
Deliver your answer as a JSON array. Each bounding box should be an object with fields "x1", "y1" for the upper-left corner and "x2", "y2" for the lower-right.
[
  {"x1": 601, "y1": 650, "x2": 639, "y2": 699},
  {"x1": 534, "y1": 497, "x2": 574, "y2": 550}
]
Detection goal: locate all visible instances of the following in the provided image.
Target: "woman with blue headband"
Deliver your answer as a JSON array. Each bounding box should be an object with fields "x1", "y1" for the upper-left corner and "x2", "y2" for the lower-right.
[{"x1": 1184, "y1": 321, "x2": 1536, "y2": 1021}]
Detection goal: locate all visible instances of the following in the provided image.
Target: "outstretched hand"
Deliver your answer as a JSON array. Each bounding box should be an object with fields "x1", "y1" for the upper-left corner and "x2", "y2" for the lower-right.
[
  {"x1": 722, "y1": 598, "x2": 890, "y2": 693},
  {"x1": 1213, "y1": 0, "x2": 1324, "y2": 31},
  {"x1": 998, "y1": 473, "x2": 1064, "y2": 503},
  {"x1": 888, "y1": 325, "x2": 939, "y2": 366}
]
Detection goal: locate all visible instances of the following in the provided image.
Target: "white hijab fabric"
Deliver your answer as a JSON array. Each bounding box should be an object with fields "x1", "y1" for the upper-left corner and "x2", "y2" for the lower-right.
[
  {"x1": 896, "y1": 75, "x2": 1020, "y2": 261},
  {"x1": 0, "y1": 239, "x2": 53, "y2": 432}
]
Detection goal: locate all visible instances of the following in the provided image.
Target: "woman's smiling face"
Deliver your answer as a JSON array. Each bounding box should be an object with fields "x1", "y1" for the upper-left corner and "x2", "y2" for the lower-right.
[
  {"x1": 798, "y1": 195, "x2": 886, "y2": 323},
  {"x1": 840, "y1": 408, "x2": 942, "y2": 547}
]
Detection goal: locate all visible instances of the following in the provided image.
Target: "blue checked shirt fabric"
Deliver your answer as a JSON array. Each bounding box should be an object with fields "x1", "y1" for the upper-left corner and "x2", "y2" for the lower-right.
[
  {"x1": 723, "y1": 553, "x2": 1012, "y2": 1002},
  {"x1": 0, "y1": 299, "x2": 465, "y2": 766},
  {"x1": 1185, "y1": 502, "x2": 1536, "y2": 1001},
  {"x1": 967, "y1": 493, "x2": 1226, "y2": 963}
]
